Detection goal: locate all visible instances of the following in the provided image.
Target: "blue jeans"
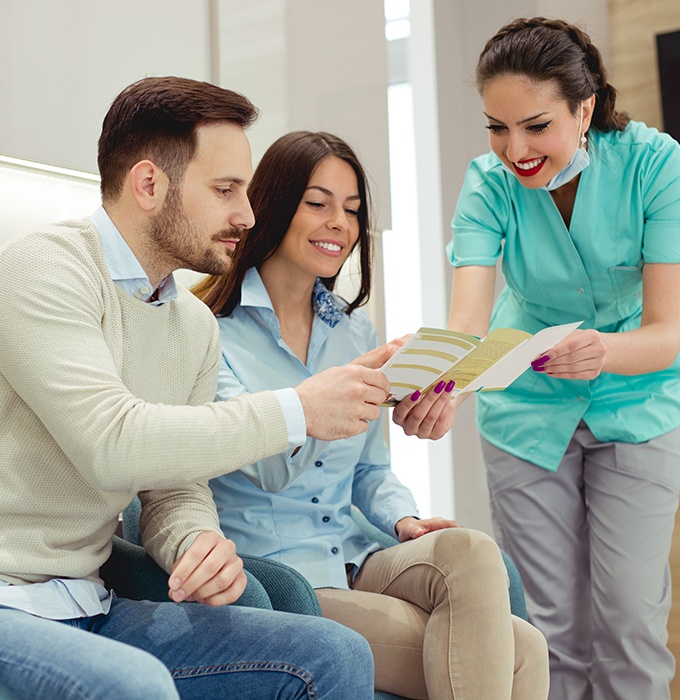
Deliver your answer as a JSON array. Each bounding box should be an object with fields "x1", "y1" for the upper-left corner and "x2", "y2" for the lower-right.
[{"x1": 0, "y1": 597, "x2": 374, "y2": 699}]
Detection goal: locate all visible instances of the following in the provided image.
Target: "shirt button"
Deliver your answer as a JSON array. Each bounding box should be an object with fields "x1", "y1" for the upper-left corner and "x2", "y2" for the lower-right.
[
  {"x1": 315, "y1": 461, "x2": 323, "y2": 467},
  {"x1": 577, "y1": 288, "x2": 584, "y2": 294},
  {"x1": 140, "y1": 285, "x2": 150, "y2": 295},
  {"x1": 331, "y1": 547, "x2": 339, "y2": 555},
  {"x1": 311, "y1": 497, "x2": 319, "y2": 504},
  {"x1": 322, "y1": 516, "x2": 330, "y2": 523}
]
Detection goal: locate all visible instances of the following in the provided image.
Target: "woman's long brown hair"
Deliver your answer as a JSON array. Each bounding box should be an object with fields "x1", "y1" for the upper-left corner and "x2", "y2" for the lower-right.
[{"x1": 192, "y1": 130, "x2": 373, "y2": 317}]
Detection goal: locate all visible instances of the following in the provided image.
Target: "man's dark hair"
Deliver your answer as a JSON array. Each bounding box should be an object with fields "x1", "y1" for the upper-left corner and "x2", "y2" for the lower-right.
[{"x1": 97, "y1": 76, "x2": 259, "y2": 201}]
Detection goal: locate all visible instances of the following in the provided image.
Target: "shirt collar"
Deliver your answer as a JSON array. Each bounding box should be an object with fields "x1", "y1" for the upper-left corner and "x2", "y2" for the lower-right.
[
  {"x1": 241, "y1": 268, "x2": 343, "y2": 328},
  {"x1": 90, "y1": 206, "x2": 177, "y2": 304}
]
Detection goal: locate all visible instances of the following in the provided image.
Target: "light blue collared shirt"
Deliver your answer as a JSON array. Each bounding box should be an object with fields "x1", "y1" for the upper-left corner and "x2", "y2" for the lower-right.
[
  {"x1": 91, "y1": 206, "x2": 178, "y2": 304},
  {"x1": 1, "y1": 208, "x2": 303, "y2": 618},
  {"x1": 210, "y1": 268, "x2": 418, "y2": 589}
]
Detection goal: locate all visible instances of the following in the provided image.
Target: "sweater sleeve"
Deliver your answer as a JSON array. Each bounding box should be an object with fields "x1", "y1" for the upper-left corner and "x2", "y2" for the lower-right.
[
  {"x1": 0, "y1": 230, "x2": 289, "y2": 494},
  {"x1": 138, "y1": 325, "x2": 224, "y2": 570},
  {"x1": 139, "y1": 483, "x2": 223, "y2": 571}
]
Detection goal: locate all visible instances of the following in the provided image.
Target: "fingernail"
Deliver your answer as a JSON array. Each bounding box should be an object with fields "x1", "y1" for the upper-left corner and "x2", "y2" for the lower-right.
[
  {"x1": 410, "y1": 390, "x2": 421, "y2": 402},
  {"x1": 445, "y1": 380, "x2": 455, "y2": 393},
  {"x1": 532, "y1": 366, "x2": 545, "y2": 372},
  {"x1": 172, "y1": 588, "x2": 186, "y2": 602},
  {"x1": 434, "y1": 381, "x2": 446, "y2": 394},
  {"x1": 169, "y1": 577, "x2": 181, "y2": 589},
  {"x1": 531, "y1": 355, "x2": 550, "y2": 368}
]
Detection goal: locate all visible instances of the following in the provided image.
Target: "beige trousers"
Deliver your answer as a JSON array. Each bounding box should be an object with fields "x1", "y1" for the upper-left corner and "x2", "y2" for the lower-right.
[{"x1": 316, "y1": 528, "x2": 549, "y2": 700}]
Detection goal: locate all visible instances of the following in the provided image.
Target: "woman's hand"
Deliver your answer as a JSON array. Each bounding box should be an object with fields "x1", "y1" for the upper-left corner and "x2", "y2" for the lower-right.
[
  {"x1": 395, "y1": 515, "x2": 461, "y2": 542},
  {"x1": 531, "y1": 329, "x2": 607, "y2": 379},
  {"x1": 392, "y1": 380, "x2": 457, "y2": 440}
]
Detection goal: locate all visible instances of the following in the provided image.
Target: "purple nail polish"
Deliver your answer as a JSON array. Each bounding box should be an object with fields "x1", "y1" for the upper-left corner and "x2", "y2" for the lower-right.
[
  {"x1": 531, "y1": 355, "x2": 550, "y2": 368},
  {"x1": 434, "y1": 380, "x2": 445, "y2": 394},
  {"x1": 533, "y1": 366, "x2": 546, "y2": 372},
  {"x1": 410, "y1": 390, "x2": 421, "y2": 402},
  {"x1": 445, "y1": 380, "x2": 455, "y2": 393}
]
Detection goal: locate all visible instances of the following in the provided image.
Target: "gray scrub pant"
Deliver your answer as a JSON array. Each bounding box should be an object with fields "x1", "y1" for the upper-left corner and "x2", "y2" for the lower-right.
[{"x1": 481, "y1": 421, "x2": 680, "y2": 700}]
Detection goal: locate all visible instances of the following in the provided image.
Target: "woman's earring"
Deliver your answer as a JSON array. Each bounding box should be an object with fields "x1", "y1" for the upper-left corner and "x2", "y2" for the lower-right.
[{"x1": 580, "y1": 133, "x2": 587, "y2": 149}]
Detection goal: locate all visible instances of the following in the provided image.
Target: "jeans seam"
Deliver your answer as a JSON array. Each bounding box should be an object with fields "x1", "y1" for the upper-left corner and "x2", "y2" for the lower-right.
[{"x1": 170, "y1": 660, "x2": 316, "y2": 697}]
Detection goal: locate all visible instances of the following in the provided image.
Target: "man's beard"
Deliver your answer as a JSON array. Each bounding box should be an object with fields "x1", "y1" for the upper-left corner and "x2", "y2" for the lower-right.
[{"x1": 146, "y1": 186, "x2": 242, "y2": 277}]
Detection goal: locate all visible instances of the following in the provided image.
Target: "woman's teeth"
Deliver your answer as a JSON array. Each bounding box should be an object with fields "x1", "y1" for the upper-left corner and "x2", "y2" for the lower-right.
[
  {"x1": 313, "y1": 241, "x2": 341, "y2": 251},
  {"x1": 514, "y1": 157, "x2": 546, "y2": 170}
]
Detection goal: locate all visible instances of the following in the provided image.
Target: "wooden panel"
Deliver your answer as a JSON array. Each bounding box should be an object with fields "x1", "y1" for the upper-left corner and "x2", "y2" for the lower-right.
[
  {"x1": 609, "y1": 3, "x2": 680, "y2": 695},
  {"x1": 609, "y1": 0, "x2": 680, "y2": 130}
]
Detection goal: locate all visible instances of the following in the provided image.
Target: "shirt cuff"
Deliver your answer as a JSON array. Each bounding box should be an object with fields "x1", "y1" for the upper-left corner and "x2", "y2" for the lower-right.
[{"x1": 273, "y1": 387, "x2": 306, "y2": 451}]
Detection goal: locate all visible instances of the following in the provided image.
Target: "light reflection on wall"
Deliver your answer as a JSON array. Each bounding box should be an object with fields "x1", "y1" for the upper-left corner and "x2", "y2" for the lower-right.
[
  {"x1": 0, "y1": 157, "x2": 100, "y2": 247},
  {"x1": 383, "y1": 82, "x2": 431, "y2": 516},
  {"x1": 0, "y1": 156, "x2": 201, "y2": 289}
]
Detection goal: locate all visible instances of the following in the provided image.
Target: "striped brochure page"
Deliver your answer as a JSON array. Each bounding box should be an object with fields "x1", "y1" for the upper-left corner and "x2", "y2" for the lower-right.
[{"x1": 381, "y1": 321, "x2": 582, "y2": 406}]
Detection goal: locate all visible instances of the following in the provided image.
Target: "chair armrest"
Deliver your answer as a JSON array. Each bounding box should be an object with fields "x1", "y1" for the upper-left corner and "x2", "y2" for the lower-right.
[
  {"x1": 103, "y1": 535, "x2": 272, "y2": 609},
  {"x1": 241, "y1": 554, "x2": 322, "y2": 616},
  {"x1": 500, "y1": 549, "x2": 527, "y2": 620}
]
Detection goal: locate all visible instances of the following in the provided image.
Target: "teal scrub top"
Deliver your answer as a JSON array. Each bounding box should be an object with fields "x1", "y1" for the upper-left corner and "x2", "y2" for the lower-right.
[{"x1": 448, "y1": 121, "x2": 680, "y2": 471}]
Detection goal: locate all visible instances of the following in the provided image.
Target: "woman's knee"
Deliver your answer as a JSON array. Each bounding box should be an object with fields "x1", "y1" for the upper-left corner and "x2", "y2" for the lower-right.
[
  {"x1": 428, "y1": 527, "x2": 506, "y2": 579},
  {"x1": 512, "y1": 615, "x2": 550, "y2": 696}
]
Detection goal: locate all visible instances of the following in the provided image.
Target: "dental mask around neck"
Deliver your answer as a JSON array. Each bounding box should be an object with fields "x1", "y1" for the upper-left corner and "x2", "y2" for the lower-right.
[
  {"x1": 542, "y1": 106, "x2": 589, "y2": 190},
  {"x1": 502, "y1": 102, "x2": 590, "y2": 191}
]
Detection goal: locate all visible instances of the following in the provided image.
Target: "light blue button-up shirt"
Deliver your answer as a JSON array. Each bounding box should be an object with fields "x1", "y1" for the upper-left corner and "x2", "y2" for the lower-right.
[
  {"x1": 448, "y1": 121, "x2": 680, "y2": 470},
  {"x1": 210, "y1": 268, "x2": 418, "y2": 589}
]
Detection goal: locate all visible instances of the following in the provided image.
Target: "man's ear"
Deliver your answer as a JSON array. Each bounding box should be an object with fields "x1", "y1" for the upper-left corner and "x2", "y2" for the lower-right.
[{"x1": 129, "y1": 160, "x2": 169, "y2": 212}]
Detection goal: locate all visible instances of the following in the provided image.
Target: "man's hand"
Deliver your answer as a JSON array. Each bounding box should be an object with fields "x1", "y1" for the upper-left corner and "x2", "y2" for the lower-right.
[
  {"x1": 395, "y1": 516, "x2": 461, "y2": 542},
  {"x1": 392, "y1": 380, "x2": 458, "y2": 440},
  {"x1": 350, "y1": 335, "x2": 411, "y2": 369},
  {"x1": 168, "y1": 531, "x2": 246, "y2": 606},
  {"x1": 295, "y1": 365, "x2": 390, "y2": 440}
]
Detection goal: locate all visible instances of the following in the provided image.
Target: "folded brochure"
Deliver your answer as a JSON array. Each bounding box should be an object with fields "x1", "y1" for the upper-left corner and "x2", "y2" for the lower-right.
[{"x1": 381, "y1": 321, "x2": 583, "y2": 406}]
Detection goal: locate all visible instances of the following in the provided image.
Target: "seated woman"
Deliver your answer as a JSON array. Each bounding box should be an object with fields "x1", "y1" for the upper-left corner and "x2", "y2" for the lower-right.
[{"x1": 192, "y1": 131, "x2": 548, "y2": 700}]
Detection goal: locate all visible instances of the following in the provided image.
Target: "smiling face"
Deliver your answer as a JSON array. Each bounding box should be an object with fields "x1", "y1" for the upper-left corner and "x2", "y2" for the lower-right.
[
  {"x1": 147, "y1": 122, "x2": 255, "y2": 277},
  {"x1": 483, "y1": 74, "x2": 594, "y2": 189},
  {"x1": 270, "y1": 156, "x2": 361, "y2": 283}
]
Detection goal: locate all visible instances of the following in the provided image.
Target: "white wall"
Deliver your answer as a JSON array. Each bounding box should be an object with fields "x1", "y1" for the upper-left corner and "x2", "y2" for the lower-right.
[
  {"x1": 213, "y1": 0, "x2": 391, "y2": 231},
  {"x1": 0, "y1": 0, "x2": 212, "y2": 174},
  {"x1": 0, "y1": 159, "x2": 100, "y2": 245}
]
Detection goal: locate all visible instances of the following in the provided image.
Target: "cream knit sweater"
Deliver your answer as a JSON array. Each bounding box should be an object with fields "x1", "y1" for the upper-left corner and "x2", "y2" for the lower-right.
[{"x1": 0, "y1": 220, "x2": 288, "y2": 585}]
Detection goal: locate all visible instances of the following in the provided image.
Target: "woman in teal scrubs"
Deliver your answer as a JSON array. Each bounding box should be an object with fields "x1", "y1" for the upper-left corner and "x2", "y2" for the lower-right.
[{"x1": 447, "y1": 17, "x2": 680, "y2": 700}]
